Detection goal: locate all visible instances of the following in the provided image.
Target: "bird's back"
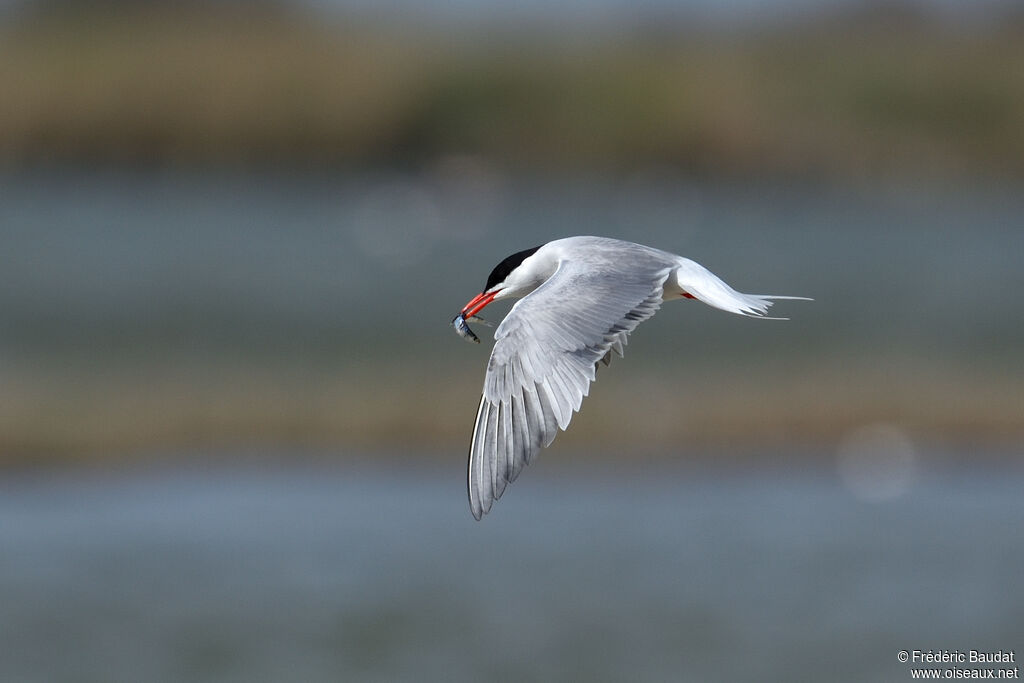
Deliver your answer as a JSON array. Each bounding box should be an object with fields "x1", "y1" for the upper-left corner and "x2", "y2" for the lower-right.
[{"x1": 543, "y1": 236, "x2": 682, "y2": 272}]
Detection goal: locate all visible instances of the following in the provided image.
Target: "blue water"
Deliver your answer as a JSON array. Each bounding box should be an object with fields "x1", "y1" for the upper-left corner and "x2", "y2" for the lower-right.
[
  {"x1": 1, "y1": 456, "x2": 1021, "y2": 682},
  {"x1": 2, "y1": 169, "x2": 1022, "y2": 366}
]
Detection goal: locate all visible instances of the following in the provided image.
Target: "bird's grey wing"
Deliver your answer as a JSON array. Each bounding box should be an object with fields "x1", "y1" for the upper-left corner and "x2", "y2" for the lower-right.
[{"x1": 468, "y1": 257, "x2": 672, "y2": 519}]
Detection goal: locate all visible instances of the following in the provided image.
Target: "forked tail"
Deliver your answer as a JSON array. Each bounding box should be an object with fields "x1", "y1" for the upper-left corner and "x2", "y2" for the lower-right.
[{"x1": 673, "y1": 258, "x2": 811, "y2": 319}]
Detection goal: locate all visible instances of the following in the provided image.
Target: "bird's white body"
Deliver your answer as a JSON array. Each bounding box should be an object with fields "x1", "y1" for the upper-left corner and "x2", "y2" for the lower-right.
[{"x1": 459, "y1": 236, "x2": 807, "y2": 519}]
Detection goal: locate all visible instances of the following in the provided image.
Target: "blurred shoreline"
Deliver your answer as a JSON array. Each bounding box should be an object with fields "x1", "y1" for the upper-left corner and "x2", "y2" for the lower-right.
[
  {"x1": 2, "y1": 356, "x2": 1021, "y2": 465},
  {"x1": 1, "y1": 3, "x2": 1023, "y2": 179}
]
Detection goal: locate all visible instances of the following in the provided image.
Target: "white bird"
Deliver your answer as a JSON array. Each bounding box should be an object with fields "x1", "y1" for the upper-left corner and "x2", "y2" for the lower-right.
[{"x1": 453, "y1": 236, "x2": 808, "y2": 519}]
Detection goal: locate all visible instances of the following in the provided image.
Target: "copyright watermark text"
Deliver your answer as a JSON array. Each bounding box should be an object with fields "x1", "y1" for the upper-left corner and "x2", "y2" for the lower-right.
[{"x1": 898, "y1": 650, "x2": 1018, "y2": 679}]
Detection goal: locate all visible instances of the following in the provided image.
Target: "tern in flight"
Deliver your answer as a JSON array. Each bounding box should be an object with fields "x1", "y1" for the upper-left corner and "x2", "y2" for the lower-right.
[{"x1": 452, "y1": 236, "x2": 808, "y2": 519}]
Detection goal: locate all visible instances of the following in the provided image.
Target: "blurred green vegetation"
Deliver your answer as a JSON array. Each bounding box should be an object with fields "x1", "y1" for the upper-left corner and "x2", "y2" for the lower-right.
[
  {"x1": 1, "y1": 4, "x2": 1023, "y2": 177},
  {"x1": 3, "y1": 358, "x2": 1021, "y2": 464}
]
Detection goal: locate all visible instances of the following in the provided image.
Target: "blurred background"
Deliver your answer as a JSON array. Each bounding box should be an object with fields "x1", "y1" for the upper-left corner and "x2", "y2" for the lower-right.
[{"x1": 0, "y1": 0, "x2": 1022, "y2": 681}]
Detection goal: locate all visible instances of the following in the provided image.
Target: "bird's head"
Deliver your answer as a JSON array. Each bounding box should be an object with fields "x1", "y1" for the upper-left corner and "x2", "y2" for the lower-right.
[{"x1": 461, "y1": 244, "x2": 550, "y2": 319}]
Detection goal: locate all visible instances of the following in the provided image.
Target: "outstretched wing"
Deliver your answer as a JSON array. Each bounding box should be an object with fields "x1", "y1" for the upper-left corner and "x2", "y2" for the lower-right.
[{"x1": 468, "y1": 257, "x2": 672, "y2": 519}]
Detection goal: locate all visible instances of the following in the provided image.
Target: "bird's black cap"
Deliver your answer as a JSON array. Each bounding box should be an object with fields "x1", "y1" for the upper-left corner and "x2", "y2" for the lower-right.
[{"x1": 484, "y1": 245, "x2": 541, "y2": 292}]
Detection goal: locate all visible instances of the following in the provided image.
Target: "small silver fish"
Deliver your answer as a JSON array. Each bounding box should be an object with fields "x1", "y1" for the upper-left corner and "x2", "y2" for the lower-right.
[{"x1": 452, "y1": 314, "x2": 480, "y2": 343}]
